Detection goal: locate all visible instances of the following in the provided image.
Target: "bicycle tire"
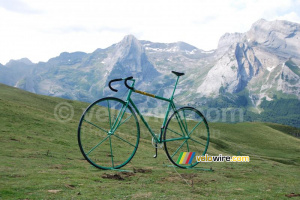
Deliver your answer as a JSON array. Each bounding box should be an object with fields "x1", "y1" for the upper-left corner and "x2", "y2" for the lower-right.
[
  {"x1": 164, "y1": 107, "x2": 209, "y2": 168},
  {"x1": 78, "y1": 97, "x2": 140, "y2": 170}
]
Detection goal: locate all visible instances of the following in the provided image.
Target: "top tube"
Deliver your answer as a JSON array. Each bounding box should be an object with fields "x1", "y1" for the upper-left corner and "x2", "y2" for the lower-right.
[{"x1": 125, "y1": 74, "x2": 181, "y2": 102}]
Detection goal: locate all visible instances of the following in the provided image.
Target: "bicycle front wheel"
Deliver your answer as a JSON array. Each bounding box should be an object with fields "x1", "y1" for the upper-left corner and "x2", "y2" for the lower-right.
[
  {"x1": 78, "y1": 97, "x2": 140, "y2": 170},
  {"x1": 164, "y1": 107, "x2": 209, "y2": 168}
]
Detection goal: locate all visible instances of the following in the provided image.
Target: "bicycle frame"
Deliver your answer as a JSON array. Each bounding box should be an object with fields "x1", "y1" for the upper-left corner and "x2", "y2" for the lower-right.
[
  {"x1": 78, "y1": 72, "x2": 210, "y2": 170},
  {"x1": 111, "y1": 76, "x2": 188, "y2": 144}
]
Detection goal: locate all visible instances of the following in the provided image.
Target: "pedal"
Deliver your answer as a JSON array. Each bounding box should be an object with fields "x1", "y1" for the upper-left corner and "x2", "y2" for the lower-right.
[
  {"x1": 153, "y1": 144, "x2": 158, "y2": 158},
  {"x1": 152, "y1": 134, "x2": 163, "y2": 158}
]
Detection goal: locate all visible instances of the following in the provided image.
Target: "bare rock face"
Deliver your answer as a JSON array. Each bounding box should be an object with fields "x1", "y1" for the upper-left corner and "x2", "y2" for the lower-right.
[
  {"x1": 247, "y1": 19, "x2": 300, "y2": 58},
  {"x1": 196, "y1": 19, "x2": 300, "y2": 103},
  {"x1": 106, "y1": 35, "x2": 159, "y2": 81},
  {"x1": 216, "y1": 32, "x2": 244, "y2": 56},
  {"x1": 197, "y1": 42, "x2": 262, "y2": 96},
  {"x1": 277, "y1": 60, "x2": 300, "y2": 97}
]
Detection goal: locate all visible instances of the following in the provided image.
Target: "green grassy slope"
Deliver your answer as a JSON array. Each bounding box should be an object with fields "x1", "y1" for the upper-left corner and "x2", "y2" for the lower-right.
[{"x1": 0, "y1": 83, "x2": 300, "y2": 199}]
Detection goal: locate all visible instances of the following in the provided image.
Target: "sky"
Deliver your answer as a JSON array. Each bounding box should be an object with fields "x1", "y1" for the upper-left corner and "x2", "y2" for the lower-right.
[{"x1": 0, "y1": 0, "x2": 300, "y2": 65}]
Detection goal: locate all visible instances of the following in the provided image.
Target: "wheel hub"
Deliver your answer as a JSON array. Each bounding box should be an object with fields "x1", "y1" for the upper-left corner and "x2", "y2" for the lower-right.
[{"x1": 108, "y1": 130, "x2": 114, "y2": 135}]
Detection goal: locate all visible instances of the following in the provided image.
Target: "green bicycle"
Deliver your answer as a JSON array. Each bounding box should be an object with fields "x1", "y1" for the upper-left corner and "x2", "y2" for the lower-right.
[{"x1": 78, "y1": 71, "x2": 209, "y2": 169}]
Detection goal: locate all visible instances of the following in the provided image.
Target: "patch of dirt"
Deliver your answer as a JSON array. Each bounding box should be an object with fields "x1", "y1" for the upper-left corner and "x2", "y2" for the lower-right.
[
  {"x1": 235, "y1": 188, "x2": 244, "y2": 191},
  {"x1": 78, "y1": 159, "x2": 87, "y2": 163},
  {"x1": 285, "y1": 193, "x2": 300, "y2": 198},
  {"x1": 156, "y1": 173, "x2": 198, "y2": 183},
  {"x1": 120, "y1": 171, "x2": 135, "y2": 178},
  {"x1": 158, "y1": 176, "x2": 181, "y2": 183},
  {"x1": 133, "y1": 168, "x2": 152, "y2": 173},
  {"x1": 101, "y1": 173, "x2": 124, "y2": 180},
  {"x1": 101, "y1": 171, "x2": 135, "y2": 180},
  {"x1": 180, "y1": 173, "x2": 197, "y2": 179},
  {"x1": 50, "y1": 164, "x2": 64, "y2": 169},
  {"x1": 132, "y1": 192, "x2": 152, "y2": 199},
  {"x1": 224, "y1": 174, "x2": 234, "y2": 178},
  {"x1": 65, "y1": 184, "x2": 76, "y2": 189},
  {"x1": 10, "y1": 174, "x2": 25, "y2": 178},
  {"x1": 157, "y1": 173, "x2": 216, "y2": 185}
]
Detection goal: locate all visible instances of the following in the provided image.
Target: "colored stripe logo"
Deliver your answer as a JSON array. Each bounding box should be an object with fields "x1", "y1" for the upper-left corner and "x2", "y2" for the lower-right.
[{"x1": 176, "y1": 152, "x2": 196, "y2": 164}]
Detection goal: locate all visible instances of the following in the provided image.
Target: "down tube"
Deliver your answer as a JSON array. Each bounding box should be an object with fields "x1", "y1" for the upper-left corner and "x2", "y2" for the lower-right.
[
  {"x1": 128, "y1": 99, "x2": 158, "y2": 141},
  {"x1": 170, "y1": 102, "x2": 189, "y2": 137}
]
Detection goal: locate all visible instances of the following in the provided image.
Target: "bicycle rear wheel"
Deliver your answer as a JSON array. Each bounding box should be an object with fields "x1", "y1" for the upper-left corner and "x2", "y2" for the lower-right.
[
  {"x1": 78, "y1": 97, "x2": 140, "y2": 170},
  {"x1": 164, "y1": 107, "x2": 209, "y2": 168}
]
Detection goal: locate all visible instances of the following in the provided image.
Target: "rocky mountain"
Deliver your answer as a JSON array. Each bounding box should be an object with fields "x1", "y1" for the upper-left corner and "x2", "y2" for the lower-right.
[
  {"x1": 0, "y1": 19, "x2": 299, "y2": 126},
  {"x1": 196, "y1": 19, "x2": 300, "y2": 106},
  {"x1": 0, "y1": 58, "x2": 35, "y2": 87}
]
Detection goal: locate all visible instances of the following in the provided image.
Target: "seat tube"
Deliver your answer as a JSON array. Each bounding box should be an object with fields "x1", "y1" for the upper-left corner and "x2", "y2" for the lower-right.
[{"x1": 170, "y1": 76, "x2": 180, "y2": 100}]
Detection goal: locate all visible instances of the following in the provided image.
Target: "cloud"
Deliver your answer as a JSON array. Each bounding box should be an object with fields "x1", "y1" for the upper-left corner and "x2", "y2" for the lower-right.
[
  {"x1": 0, "y1": 0, "x2": 299, "y2": 64},
  {"x1": 277, "y1": 12, "x2": 300, "y2": 23},
  {"x1": 0, "y1": 0, "x2": 41, "y2": 14}
]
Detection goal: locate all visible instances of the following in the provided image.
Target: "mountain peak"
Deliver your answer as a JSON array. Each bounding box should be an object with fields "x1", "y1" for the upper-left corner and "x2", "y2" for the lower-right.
[
  {"x1": 123, "y1": 34, "x2": 137, "y2": 40},
  {"x1": 175, "y1": 41, "x2": 198, "y2": 51},
  {"x1": 115, "y1": 34, "x2": 143, "y2": 56},
  {"x1": 247, "y1": 18, "x2": 300, "y2": 58},
  {"x1": 120, "y1": 35, "x2": 139, "y2": 45},
  {"x1": 250, "y1": 18, "x2": 299, "y2": 30},
  {"x1": 249, "y1": 18, "x2": 300, "y2": 37},
  {"x1": 6, "y1": 58, "x2": 33, "y2": 66},
  {"x1": 217, "y1": 32, "x2": 244, "y2": 49},
  {"x1": 252, "y1": 18, "x2": 267, "y2": 26}
]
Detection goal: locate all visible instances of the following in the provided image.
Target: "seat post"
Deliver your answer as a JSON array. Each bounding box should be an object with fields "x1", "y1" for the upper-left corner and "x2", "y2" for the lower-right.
[{"x1": 170, "y1": 76, "x2": 180, "y2": 100}]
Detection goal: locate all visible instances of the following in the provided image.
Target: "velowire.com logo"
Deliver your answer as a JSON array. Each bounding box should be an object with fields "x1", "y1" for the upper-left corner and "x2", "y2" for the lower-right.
[
  {"x1": 176, "y1": 152, "x2": 196, "y2": 164},
  {"x1": 177, "y1": 152, "x2": 250, "y2": 164}
]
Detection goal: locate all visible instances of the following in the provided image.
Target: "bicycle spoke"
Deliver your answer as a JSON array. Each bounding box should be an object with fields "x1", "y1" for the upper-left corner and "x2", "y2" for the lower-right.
[
  {"x1": 183, "y1": 109, "x2": 188, "y2": 133},
  {"x1": 113, "y1": 134, "x2": 136, "y2": 148},
  {"x1": 86, "y1": 135, "x2": 110, "y2": 155},
  {"x1": 79, "y1": 97, "x2": 140, "y2": 170},
  {"x1": 188, "y1": 118, "x2": 203, "y2": 136},
  {"x1": 186, "y1": 140, "x2": 189, "y2": 152},
  {"x1": 189, "y1": 137, "x2": 206, "y2": 146},
  {"x1": 107, "y1": 100, "x2": 112, "y2": 128},
  {"x1": 83, "y1": 119, "x2": 108, "y2": 134},
  {"x1": 167, "y1": 127, "x2": 183, "y2": 137},
  {"x1": 109, "y1": 136, "x2": 114, "y2": 167},
  {"x1": 175, "y1": 112, "x2": 188, "y2": 136},
  {"x1": 111, "y1": 104, "x2": 125, "y2": 130},
  {"x1": 112, "y1": 115, "x2": 116, "y2": 127},
  {"x1": 118, "y1": 114, "x2": 132, "y2": 127},
  {"x1": 171, "y1": 140, "x2": 187, "y2": 158},
  {"x1": 163, "y1": 107, "x2": 209, "y2": 169}
]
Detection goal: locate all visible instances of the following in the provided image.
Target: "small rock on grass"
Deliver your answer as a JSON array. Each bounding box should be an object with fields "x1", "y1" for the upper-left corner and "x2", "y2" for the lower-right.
[{"x1": 47, "y1": 190, "x2": 61, "y2": 193}]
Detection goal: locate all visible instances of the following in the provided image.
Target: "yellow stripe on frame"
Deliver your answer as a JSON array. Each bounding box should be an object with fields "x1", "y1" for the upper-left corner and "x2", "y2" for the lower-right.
[
  {"x1": 179, "y1": 152, "x2": 187, "y2": 164},
  {"x1": 135, "y1": 90, "x2": 155, "y2": 98}
]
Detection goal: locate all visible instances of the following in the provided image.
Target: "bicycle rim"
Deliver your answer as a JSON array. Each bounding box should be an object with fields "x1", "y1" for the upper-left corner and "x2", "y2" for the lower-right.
[
  {"x1": 78, "y1": 97, "x2": 140, "y2": 170},
  {"x1": 164, "y1": 107, "x2": 209, "y2": 169}
]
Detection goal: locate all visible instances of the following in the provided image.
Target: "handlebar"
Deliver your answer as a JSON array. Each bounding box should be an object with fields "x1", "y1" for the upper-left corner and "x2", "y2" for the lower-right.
[
  {"x1": 108, "y1": 76, "x2": 134, "y2": 92},
  {"x1": 124, "y1": 76, "x2": 134, "y2": 90},
  {"x1": 108, "y1": 78, "x2": 122, "y2": 92},
  {"x1": 108, "y1": 71, "x2": 184, "y2": 92}
]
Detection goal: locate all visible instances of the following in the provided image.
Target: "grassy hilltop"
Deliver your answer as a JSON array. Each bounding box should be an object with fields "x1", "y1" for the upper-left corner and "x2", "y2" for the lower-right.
[{"x1": 0, "y1": 83, "x2": 300, "y2": 199}]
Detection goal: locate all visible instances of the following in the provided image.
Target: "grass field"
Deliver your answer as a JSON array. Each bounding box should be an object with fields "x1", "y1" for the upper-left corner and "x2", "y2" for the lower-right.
[{"x1": 0, "y1": 83, "x2": 300, "y2": 199}]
